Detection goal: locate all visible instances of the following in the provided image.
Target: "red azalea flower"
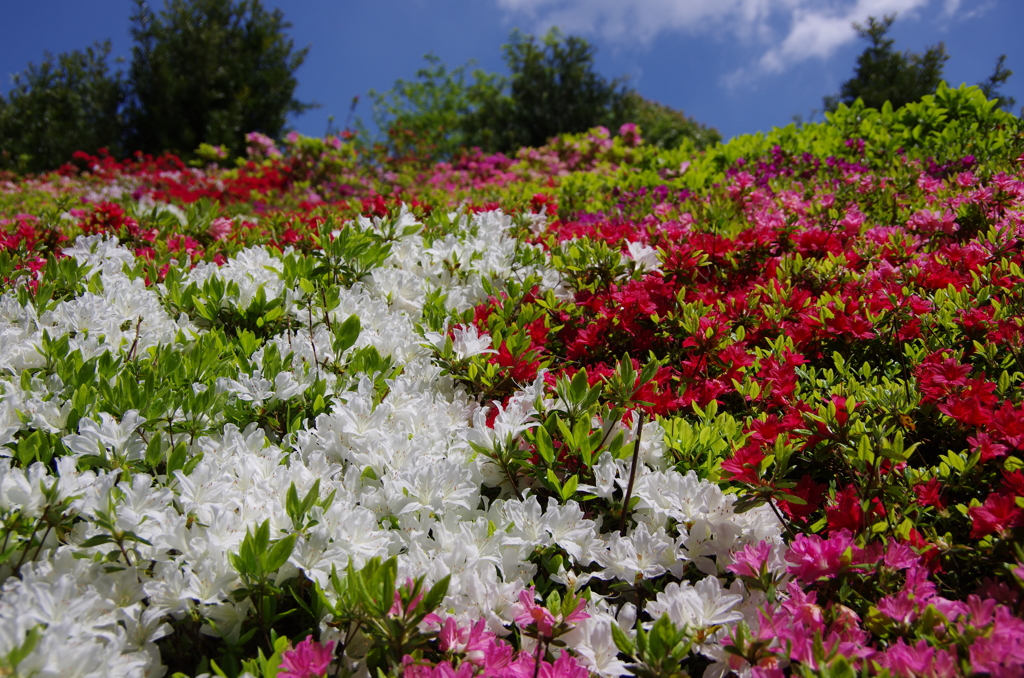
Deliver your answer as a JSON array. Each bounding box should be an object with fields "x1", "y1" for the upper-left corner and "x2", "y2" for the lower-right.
[
  {"x1": 937, "y1": 395, "x2": 993, "y2": 427},
  {"x1": 493, "y1": 343, "x2": 540, "y2": 382},
  {"x1": 915, "y1": 353, "x2": 970, "y2": 403},
  {"x1": 913, "y1": 478, "x2": 946, "y2": 510},
  {"x1": 777, "y1": 475, "x2": 827, "y2": 520},
  {"x1": 967, "y1": 432, "x2": 1009, "y2": 463},
  {"x1": 721, "y1": 445, "x2": 765, "y2": 485},
  {"x1": 969, "y1": 492, "x2": 1024, "y2": 539},
  {"x1": 989, "y1": 401, "x2": 1024, "y2": 449},
  {"x1": 1003, "y1": 470, "x2": 1024, "y2": 497},
  {"x1": 826, "y1": 484, "x2": 884, "y2": 533}
]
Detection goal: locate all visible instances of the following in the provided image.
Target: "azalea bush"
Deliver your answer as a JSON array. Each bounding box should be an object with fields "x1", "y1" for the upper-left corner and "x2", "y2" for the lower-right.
[{"x1": 0, "y1": 83, "x2": 1023, "y2": 678}]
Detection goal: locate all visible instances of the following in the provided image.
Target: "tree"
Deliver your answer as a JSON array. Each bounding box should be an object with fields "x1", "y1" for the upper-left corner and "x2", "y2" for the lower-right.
[
  {"x1": 824, "y1": 14, "x2": 948, "y2": 112},
  {"x1": 365, "y1": 55, "x2": 504, "y2": 165},
  {"x1": 487, "y1": 28, "x2": 632, "y2": 151},
  {"x1": 367, "y1": 28, "x2": 718, "y2": 162},
  {"x1": 0, "y1": 41, "x2": 125, "y2": 174},
  {"x1": 978, "y1": 54, "x2": 1016, "y2": 112},
  {"x1": 126, "y1": 0, "x2": 311, "y2": 159}
]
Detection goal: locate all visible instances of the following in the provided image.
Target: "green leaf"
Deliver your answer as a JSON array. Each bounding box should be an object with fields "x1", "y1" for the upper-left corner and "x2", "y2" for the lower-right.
[
  {"x1": 561, "y1": 474, "x2": 579, "y2": 501},
  {"x1": 333, "y1": 314, "x2": 362, "y2": 354},
  {"x1": 611, "y1": 620, "x2": 635, "y2": 654},
  {"x1": 166, "y1": 441, "x2": 188, "y2": 478},
  {"x1": 534, "y1": 425, "x2": 555, "y2": 465},
  {"x1": 546, "y1": 468, "x2": 562, "y2": 494},
  {"x1": 262, "y1": 532, "x2": 297, "y2": 573},
  {"x1": 421, "y1": 574, "x2": 450, "y2": 614}
]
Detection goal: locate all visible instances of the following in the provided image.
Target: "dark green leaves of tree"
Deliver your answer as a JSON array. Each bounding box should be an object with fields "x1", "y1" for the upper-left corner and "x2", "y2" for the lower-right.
[
  {"x1": 0, "y1": 41, "x2": 125, "y2": 174},
  {"x1": 824, "y1": 14, "x2": 948, "y2": 113},
  {"x1": 368, "y1": 28, "x2": 719, "y2": 162},
  {"x1": 0, "y1": 0, "x2": 310, "y2": 173},
  {"x1": 126, "y1": 0, "x2": 312, "y2": 158}
]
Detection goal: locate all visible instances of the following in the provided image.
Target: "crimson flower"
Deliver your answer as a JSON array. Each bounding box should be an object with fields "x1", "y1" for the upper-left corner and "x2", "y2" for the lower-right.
[
  {"x1": 721, "y1": 445, "x2": 764, "y2": 485},
  {"x1": 913, "y1": 479, "x2": 946, "y2": 510},
  {"x1": 969, "y1": 492, "x2": 1024, "y2": 539}
]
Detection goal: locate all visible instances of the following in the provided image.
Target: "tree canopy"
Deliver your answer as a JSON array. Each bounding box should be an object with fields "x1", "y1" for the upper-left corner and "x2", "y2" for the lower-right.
[
  {"x1": 978, "y1": 54, "x2": 1017, "y2": 112},
  {"x1": 824, "y1": 14, "x2": 948, "y2": 113},
  {"x1": 367, "y1": 28, "x2": 719, "y2": 163},
  {"x1": 127, "y1": 0, "x2": 311, "y2": 158},
  {"x1": 0, "y1": 41, "x2": 125, "y2": 173}
]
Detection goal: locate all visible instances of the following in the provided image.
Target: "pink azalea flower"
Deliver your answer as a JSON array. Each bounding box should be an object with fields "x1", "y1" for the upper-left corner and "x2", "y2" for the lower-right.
[
  {"x1": 208, "y1": 216, "x2": 233, "y2": 241},
  {"x1": 873, "y1": 638, "x2": 957, "y2": 678},
  {"x1": 439, "y1": 618, "x2": 496, "y2": 665},
  {"x1": 513, "y1": 588, "x2": 588, "y2": 639},
  {"x1": 538, "y1": 652, "x2": 590, "y2": 678},
  {"x1": 514, "y1": 588, "x2": 558, "y2": 637},
  {"x1": 882, "y1": 541, "x2": 919, "y2": 571},
  {"x1": 727, "y1": 540, "x2": 773, "y2": 578},
  {"x1": 279, "y1": 636, "x2": 335, "y2": 678},
  {"x1": 786, "y1": 530, "x2": 855, "y2": 581}
]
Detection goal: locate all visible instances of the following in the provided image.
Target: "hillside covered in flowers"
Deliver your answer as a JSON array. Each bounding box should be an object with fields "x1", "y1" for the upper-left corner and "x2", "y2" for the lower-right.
[{"x1": 1, "y1": 83, "x2": 1024, "y2": 678}]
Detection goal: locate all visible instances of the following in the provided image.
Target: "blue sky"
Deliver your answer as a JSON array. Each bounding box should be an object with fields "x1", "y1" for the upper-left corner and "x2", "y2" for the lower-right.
[{"x1": 1, "y1": 0, "x2": 1021, "y2": 142}]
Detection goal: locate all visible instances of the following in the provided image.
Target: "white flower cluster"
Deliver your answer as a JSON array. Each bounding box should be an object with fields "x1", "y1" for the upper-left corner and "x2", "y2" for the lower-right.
[{"x1": 0, "y1": 208, "x2": 781, "y2": 677}]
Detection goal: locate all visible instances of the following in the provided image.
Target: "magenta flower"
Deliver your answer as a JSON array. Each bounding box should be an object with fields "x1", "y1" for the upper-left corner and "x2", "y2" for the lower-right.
[
  {"x1": 882, "y1": 541, "x2": 919, "y2": 571},
  {"x1": 401, "y1": 657, "x2": 476, "y2": 678},
  {"x1": 786, "y1": 530, "x2": 855, "y2": 581},
  {"x1": 279, "y1": 636, "x2": 336, "y2": 678},
  {"x1": 873, "y1": 638, "x2": 957, "y2": 678},
  {"x1": 727, "y1": 540, "x2": 773, "y2": 578},
  {"x1": 439, "y1": 618, "x2": 496, "y2": 665},
  {"x1": 538, "y1": 652, "x2": 590, "y2": 678}
]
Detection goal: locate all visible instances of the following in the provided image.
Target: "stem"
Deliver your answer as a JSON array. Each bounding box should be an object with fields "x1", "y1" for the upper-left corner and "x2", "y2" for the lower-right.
[
  {"x1": 116, "y1": 535, "x2": 134, "y2": 567},
  {"x1": 618, "y1": 411, "x2": 645, "y2": 536},
  {"x1": 593, "y1": 407, "x2": 624, "y2": 457},
  {"x1": 503, "y1": 457, "x2": 524, "y2": 502},
  {"x1": 308, "y1": 303, "x2": 321, "y2": 375},
  {"x1": 321, "y1": 288, "x2": 334, "y2": 333},
  {"x1": 531, "y1": 637, "x2": 548, "y2": 678},
  {"x1": 766, "y1": 497, "x2": 796, "y2": 540},
  {"x1": 126, "y1": 316, "x2": 143, "y2": 361},
  {"x1": 12, "y1": 515, "x2": 44, "y2": 575},
  {"x1": 1, "y1": 515, "x2": 15, "y2": 556},
  {"x1": 30, "y1": 524, "x2": 53, "y2": 563},
  {"x1": 253, "y1": 585, "x2": 271, "y2": 651}
]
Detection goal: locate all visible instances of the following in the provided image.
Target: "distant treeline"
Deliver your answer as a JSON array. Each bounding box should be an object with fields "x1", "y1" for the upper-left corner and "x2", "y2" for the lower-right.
[{"x1": 0, "y1": 3, "x2": 1016, "y2": 175}]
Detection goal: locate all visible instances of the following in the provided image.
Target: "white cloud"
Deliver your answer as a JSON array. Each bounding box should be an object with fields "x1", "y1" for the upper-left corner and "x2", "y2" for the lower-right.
[
  {"x1": 496, "y1": 0, "x2": 937, "y2": 76},
  {"x1": 756, "y1": 0, "x2": 929, "y2": 74}
]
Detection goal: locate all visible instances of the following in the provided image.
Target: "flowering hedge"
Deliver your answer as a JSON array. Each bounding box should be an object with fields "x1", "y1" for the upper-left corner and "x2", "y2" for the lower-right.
[{"x1": 0, "y1": 83, "x2": 1023, "y2": 678}]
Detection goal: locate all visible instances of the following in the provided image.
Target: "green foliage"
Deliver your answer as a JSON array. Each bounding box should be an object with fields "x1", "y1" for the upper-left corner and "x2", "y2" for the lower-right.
[
  {"x1": 483, "y1": 27, "x2": 632, "y2": 151},
  {"x1": 565, "y1": 82, "x2": 1023, "y2": 215},
  {"x1": 0, "y1": 41, "x2": 125, "y2": 173},
  {"x1": 618, "y1": 92, "x2": 721, "y2": 150},
  {"x1": 318, "y1": 557, "x2": 449, "y2": 675},
  {"x1": 228, "y1": 519, "x2": 299, "y2": 650},
  {"x1": 0, "y1": 0, "x2": 311, "y2": 172},
  {"x1": 612, "y1": 615, "x2": 694, "y2": 678},
  {"x1": 366, "y1": 54, "x2": 504, "y2": 164},
  {"x1": 824, "y1": 14, "x2": 948, "y2": 112},
  {"x1": 366, "y1": 28, "x2": 717, "y2": 163},
  {"x1": 126, "y1": 0, "x2": 311, "y2": 158}
]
